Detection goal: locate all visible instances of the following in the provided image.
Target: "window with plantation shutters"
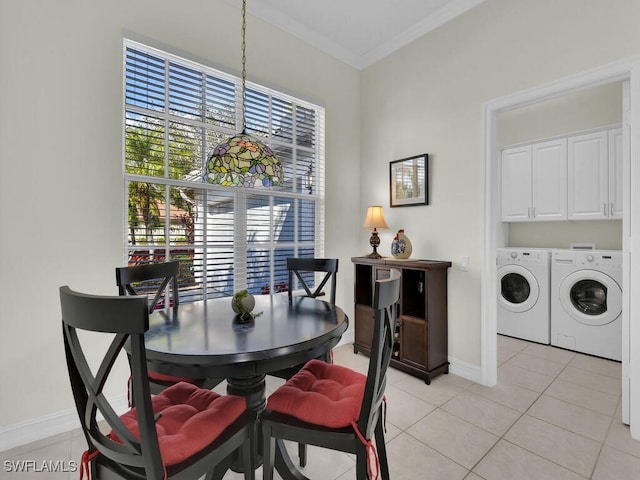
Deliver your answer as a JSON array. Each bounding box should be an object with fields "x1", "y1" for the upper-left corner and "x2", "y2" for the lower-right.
[{"x1": 123, "y1": 39, "x2": 325, "y2": 300}]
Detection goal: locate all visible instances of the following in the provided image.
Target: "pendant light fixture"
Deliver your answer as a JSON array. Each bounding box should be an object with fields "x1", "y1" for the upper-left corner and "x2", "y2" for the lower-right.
[{"x1": 205, "y1": 0, "x2": 283, "y2": 188}]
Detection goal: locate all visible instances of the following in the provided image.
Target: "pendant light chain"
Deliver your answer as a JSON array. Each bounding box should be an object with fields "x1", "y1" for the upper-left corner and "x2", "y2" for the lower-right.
[
  {"x1": 205, "y1": 0, "x2": 283, "y2": 187},
  {"x1": 241, "y1": 0, "x2": 247, "y2": 132}
]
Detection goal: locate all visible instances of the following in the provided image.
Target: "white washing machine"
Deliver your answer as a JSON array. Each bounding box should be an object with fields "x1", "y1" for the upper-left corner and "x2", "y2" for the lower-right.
[
  {"x1": 497, "y1": 248, "x2": 551, "y2": 344},
  {"x1": 551, "y1": 249, "x2": 622, "y2": 361}
]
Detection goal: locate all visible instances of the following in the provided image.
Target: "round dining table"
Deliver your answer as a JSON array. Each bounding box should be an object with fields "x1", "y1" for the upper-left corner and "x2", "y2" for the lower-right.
[{"x1": 142, "y1": 293, "x2": 349, "y2": 478}]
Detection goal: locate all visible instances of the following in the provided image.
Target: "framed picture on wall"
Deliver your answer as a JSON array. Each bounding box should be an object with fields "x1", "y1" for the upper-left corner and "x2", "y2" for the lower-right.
[{"x1": 389, "y1": 153, "x2": 428, "y2": 207}]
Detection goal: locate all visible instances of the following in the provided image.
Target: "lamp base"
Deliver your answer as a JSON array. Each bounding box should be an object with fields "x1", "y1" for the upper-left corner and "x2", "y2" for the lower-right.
[{"x1": 367, "y1": 230, "x2": 382, "y2": 259}]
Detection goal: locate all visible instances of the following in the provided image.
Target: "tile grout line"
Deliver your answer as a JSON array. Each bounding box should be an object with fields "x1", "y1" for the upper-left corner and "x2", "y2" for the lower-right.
[
  {"x1": 586, "y1": 395, "x2": 622, "y2": 480},
  {"x1": 398, "y1": 339, "x2": 538, "y2": 476},
  {"x1": 465, "y1": 344, "x2": 617, "y2": 478}
]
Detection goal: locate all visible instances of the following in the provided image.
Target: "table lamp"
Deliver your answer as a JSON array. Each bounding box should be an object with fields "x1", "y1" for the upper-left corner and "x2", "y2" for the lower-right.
[{"x1": 362, "y1": 205, "x2": 389, "y2": 259}]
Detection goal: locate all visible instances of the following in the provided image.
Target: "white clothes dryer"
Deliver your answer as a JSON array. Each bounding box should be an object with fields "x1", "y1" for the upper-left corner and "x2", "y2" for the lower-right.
[
  {"x1": 550, "y1": 249, "x2": 622, "y2": 361},
  {"x1": 497, "y1": 248, "x2": 551, "y2": 344}
]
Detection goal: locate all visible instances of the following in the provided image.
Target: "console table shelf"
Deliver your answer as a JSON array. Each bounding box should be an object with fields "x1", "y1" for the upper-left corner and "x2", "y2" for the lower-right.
[{"x1": 351, "y1": 257, "x2": 451, "y2": 384}]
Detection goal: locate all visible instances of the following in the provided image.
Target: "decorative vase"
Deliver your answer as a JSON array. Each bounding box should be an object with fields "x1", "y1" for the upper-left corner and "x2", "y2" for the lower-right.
[
  {"x1": 231, "y1": 290, "x2": 256, "y2": 322},
  {"x1": 391, "y1": 229, "x2": 412, "y2": 259}
]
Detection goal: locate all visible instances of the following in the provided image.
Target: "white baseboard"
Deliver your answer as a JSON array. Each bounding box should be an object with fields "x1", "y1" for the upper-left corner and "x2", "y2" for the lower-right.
[
  {"x1": 341, "y1": 334, "x2": 482, "y2": 385},
  {"x1": 448, "y1": 356, "x2": 483, "y2": 384},
  {"x1": 0, "y1": 394, "x2": 128, "y2": 453}
]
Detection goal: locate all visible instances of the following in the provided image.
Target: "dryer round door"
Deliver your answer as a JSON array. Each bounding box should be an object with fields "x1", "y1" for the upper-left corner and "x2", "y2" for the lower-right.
[
  {"x1": 558, "y1": 270, "x2": 622, "y2": 326},
  {"x1": 498, "y1": 264, "x2": 540, "y2": 313}
]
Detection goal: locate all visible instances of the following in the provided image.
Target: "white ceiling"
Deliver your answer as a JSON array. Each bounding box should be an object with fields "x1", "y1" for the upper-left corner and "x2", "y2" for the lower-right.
[{"x1": 224, "y1": 0, "x2": 486, "y2": 70}]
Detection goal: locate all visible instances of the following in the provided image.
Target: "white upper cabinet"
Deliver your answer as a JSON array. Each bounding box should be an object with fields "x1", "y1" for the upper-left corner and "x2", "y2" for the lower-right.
[
  {"x1": 568, "y1": 131, "x2": 609, "y2": 220},
  {"x1": 501, "y1": 139, "x2": 567, "y2": 222},
  {"x1": 608, "y1": 128, "x2": 623, "y2": 219},
  {"x1": 532, "y1": 139, "x2": 568, "y2": 221},
  {"x1": 501, "y1": 145, "x2": 532, "y2": 222},
  {"x1": 502, "y1": 126, "x2": 622, "y2": 223}
]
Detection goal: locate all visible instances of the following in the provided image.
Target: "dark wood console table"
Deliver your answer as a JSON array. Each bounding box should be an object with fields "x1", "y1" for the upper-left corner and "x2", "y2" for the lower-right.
[{"x1": 352, "y1": 257, "x2": 451, "y2": 384}]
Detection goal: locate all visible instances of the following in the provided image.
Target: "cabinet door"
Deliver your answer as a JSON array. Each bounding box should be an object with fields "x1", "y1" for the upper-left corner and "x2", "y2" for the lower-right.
[
  {"x1": 568, "y1": 131, "x2": 608, "y2": 220},
  {"x1": 532, "y1": 138, "x2": 567, "y2": 221},
  {"x1": 399, "y1": 315, "x2": 427, "y2": 369},
  {"x1": 608, "y1": 128, "x2": 623, "y2": 219},
  {"x1": 501, "y1": 145, "x2": 532, "y2": 222},
  {"x1": 354, "y1": 304, "x2": 374, "y2": 351}
]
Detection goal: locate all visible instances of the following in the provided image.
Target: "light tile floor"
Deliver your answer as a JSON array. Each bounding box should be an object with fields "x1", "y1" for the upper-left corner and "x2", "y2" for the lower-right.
[{"x1": 2, "y1": 336, "x2": 640, "y2": 479}]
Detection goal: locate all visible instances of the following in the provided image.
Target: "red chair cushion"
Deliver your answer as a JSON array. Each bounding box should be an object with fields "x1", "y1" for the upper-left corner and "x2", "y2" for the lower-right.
[
  {"x1": 147, "y1": 370, "x2": 200, "y2": 385},
  {"x1": 266, "y1": 359, "x2": 366, "y2": 428},
  {"x1": 114, "y1": 382, "x2": 246, "y2": 467}
]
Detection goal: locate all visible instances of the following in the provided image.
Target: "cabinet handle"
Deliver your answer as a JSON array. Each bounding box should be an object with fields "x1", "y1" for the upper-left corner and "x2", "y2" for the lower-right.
[
  {"x1": 532, "y1": 207, "x2": 536, "y2": 218},
  {"x1": 603, "y1": 203, "x2": 607, "y2": 216},
  {"x1": 528, "y1": 207, "x2": 531, "y2": 218},
  {"x1": 610, "y1": 203, "x2": 614, "y2": 216}
]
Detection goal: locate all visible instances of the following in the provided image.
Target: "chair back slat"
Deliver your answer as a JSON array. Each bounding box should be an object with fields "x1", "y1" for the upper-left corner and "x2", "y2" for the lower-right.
[
  {"x1": 59, "y1": 286, "x2": 164, "y2": 478},
  {"x1": 287, "y1": 258, "x2": 339, "y2": 305},
  {"x1": 358, "y1": 268, "x2": 401, "y2": 439},
  {"x1": 60, "y1": 286, "x2": 149, "y2": 333},
  {"x1": 116, "y1": 260, "x2": 180, "y2": 313}
]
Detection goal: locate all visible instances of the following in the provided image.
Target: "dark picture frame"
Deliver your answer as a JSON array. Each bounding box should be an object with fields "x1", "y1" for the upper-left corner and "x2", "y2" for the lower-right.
[{"x1": 389, "y1": 153, "x2": 429, "y2": 207}]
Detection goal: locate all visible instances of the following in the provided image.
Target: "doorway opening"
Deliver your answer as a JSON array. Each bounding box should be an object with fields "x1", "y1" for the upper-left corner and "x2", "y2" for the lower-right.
[{"x1": 482, "y1": 56, "x2": 640, "y2": 440}]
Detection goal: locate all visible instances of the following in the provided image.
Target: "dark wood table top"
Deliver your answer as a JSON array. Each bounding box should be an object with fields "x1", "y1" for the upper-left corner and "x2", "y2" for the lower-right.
[{"x1": 143, "y1": 294, "x2": 349, "y2": 379}]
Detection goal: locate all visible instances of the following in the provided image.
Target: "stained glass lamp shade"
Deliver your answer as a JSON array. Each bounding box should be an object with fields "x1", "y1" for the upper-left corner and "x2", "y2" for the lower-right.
[{"x1": 206, "y1": 133, "x2": 283, "y2": 187}]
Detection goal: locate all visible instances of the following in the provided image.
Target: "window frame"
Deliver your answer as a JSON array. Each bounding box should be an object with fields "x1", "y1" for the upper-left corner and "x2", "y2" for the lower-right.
[{"x1": 122, "y1": 39, "x2": 326, "y2": 299}]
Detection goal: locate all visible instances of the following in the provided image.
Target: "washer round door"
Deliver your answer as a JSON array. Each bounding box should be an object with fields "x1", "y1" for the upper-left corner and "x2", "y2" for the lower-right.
[
  {"x1": 498, "y1": 264, "x2": 539, "y2": 313},
  {"x1": 558, "y1": 270, "x2": 622, "y2": 326}
]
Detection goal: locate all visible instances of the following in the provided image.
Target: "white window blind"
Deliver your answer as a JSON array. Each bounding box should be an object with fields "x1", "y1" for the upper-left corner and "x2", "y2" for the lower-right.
[{"x1": 123, "y1": 39, "x2": 325, "y2": 300}]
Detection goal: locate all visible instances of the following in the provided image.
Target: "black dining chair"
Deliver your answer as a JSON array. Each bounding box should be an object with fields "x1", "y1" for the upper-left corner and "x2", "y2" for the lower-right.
[
  {"x1": 284, "y1": 257, "x2": 340, "y2": 366},
  {"x1": 287, "y1": 257, "x2": 338, "y2": 305},
  {"x1": 116, "y1": 260, "x2": 180, "y2": 312},
  {"x1": 261, "y1": 269, "x2": 400, "y2": 480},
  {"x1": 270, "y1": 257, "x2": 339, "y2": 466},
  {"x1": 272, "y1": 258, "x2": 339, "y2": 380},
  {"x1": 59, "y1": 286, "x2": 255, "y2": 480},
  {"x1": 115, "y1": 260, "x2": 222, "y2": 398}
]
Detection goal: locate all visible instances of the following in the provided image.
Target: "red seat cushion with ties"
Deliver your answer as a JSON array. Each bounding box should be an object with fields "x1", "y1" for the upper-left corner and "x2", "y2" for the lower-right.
[
  {"x1": 266, "y1": 359, "x2": 367, "y2": 428},
  {"x1": 113, "y1": 382, "x2": 246, "y2": 467}
]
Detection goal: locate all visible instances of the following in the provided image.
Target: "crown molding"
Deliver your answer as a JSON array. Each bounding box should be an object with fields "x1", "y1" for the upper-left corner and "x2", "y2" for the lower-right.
[{"x1": 225, "y1": 0, "x2": 485, "y2": 70}]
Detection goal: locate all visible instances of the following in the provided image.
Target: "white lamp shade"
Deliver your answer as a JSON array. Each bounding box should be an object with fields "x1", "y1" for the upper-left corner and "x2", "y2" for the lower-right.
[{"x1": 362, "y1": 205, "x2": 389, "y2": 230}]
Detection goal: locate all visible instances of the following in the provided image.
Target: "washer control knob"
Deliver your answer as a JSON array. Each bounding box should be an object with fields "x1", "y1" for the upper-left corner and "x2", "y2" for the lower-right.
[
  {"x1": 510, "y1": 251, "x2": 517, "y2": 259},
  {"x1": 586, "y1": 254, "x2": 594, "y2": 262}
]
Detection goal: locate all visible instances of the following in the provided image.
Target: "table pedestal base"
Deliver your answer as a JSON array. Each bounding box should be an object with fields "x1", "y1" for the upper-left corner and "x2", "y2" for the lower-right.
[
  {"x1": 227, "y1": 374, "x2": 267, "y2": 412},
  {"x1": 226, "y1": 374, "x2": 309, "y2": 479},
  {"x1": 227, "y1": 374, "x2": 266, "y2": 471}
]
